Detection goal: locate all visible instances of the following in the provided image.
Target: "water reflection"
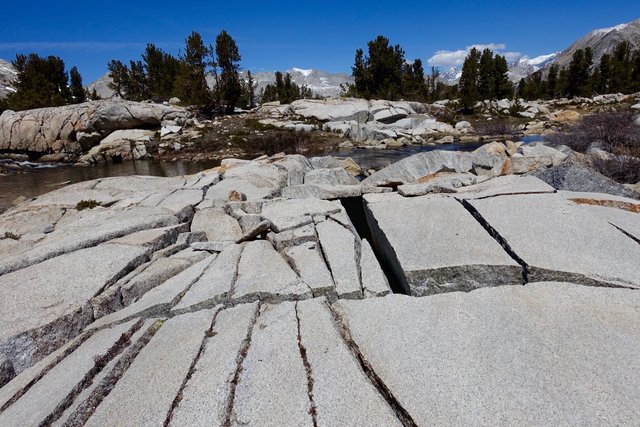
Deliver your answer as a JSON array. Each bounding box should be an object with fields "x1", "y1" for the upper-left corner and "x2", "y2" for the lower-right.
[
  {"x1": 0, "y1": 159, "x2": 220, "y2": 213},
  {"x1": 334, "y1": 135, "x2": 545, "y2": 171}
]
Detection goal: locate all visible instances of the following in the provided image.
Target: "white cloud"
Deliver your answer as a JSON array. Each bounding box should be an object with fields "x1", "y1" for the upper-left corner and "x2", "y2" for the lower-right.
[{"x1": 428, "y1": 43, "x2": 522, "y2": 67}]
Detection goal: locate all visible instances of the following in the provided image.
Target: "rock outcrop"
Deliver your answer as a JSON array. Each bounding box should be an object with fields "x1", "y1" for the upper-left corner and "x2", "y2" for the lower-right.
[
  {"x1": 0, "y1": 100, "x2": 191, "y2": 155},
  {"x1": 0, "y1": 152, "x2": 639, "y2": 425},
  {"x1": 258, "y1": 98, "x2": 463, "y2": 145}
]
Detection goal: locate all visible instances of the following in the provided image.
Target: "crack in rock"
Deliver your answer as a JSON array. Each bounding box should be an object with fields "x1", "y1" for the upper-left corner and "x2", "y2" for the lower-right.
[
  {"x1": 294, "y1": 302, "x2": 318, "y2": 427},
  {"x1": 326, "y1": 302, "x2": 417, "y2": 427},
  {"x1": 0, "y1": 332, "x2": 93, "y2": 413},
  {"x1": 41, "y1": 319, "x2": 145, "y2": 426},
  {"x1": 222, "y1": 302, "x2": 261, "y2": 427},
  {"x1": 164, "y1": 307, "x2": 224, "y2": 426},
  {"x1": 610, "y1": 222, "x2": 640, "y2": 246},
  {"x1": 457, "y1": 198, "x2": 529, "y2": 284},
  {"x1": 58, "y1": 319, "x2": 164, "y2": 427}
]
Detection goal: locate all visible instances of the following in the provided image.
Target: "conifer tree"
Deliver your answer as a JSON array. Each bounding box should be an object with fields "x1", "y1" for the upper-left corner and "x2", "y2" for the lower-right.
[
  {"x1": 69, "y1": 66, "x2": 85, "y2": 103},
  {"x1": 142, "y1": 43, "x2": 180, "y2": 99},
  {"x1": 594, "y1": 54, "x2": 611, "y2": 94},
  {"x1": 215, "y1": 30, "x2": 242, "y2": 113},
  {"x1": 261, "y1": 71, "x2": 311, "y2": 104},
  {"x1": 346, "y1": 35, "x2": 426, "y2": 100},
  {"x1": 459, "y1": 48, "x2": 481, "y2": 110},
  {"x1": 245, "y1": 70, "x2": 256, "y2": 108},
  {"x1": 174, "y1": 31, "x2": 212, "y2": 107},
  {"x1": 477, "y1": 49, "x2": 496, "y2": 100},
  {"x1": 352, "y1": 49, "x2": 368, "y2": 97},
  {"x1": 546, "y1": 64, "x2": 560, "y2": 98},
  {"x1": 609, "y1": 41, "x2": 632, "y2": 93},
  {"x1": 494, "y1": 55, "x2": 513, "y2": 99},
  {"x1": 126, "y1": 60, "x2": 148, "y2": 101},
  {"x1": 107, "y1": 60, "x2": 130, "y2": 98},
  {"x1": 6, "y1": 54, "x2": 73, "y2": 110}
]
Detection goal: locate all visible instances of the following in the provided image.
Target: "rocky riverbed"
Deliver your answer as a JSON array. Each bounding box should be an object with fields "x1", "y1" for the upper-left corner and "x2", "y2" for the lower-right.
[{"x1": 0, "y1": 146, "x2": 639, "y2": 425}]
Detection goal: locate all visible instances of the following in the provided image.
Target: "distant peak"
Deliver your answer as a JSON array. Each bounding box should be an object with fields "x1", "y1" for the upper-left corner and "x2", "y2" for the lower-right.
[
  {"x1": 291, "y1": 67, "x2": 313, "y2": 77},
  {"x1": 592, "y1": 23, "x2": 630, "y2": 36},
  {"x1": 527, "y1": 52, "x2": 559, "y2": 66}
]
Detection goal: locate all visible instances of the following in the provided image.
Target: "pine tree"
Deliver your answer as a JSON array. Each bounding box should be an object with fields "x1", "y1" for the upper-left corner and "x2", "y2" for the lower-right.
[
  {"x1": 610, "y1": 41, "x2": 632, "y2": 93},
  {"x1": 107, "y1": 60, "x2": 130, "y2": 98},
  {"x1": 595, "y1": 54, "x2": 611, "y2": 94},
  {"x1": 215, "y1": 30, "x2": 242, "y2": 113},
  {"x1": 546, "y1": 64, "x2": 560, "y2": 98},
  {"x1": 246, "y1": 70, "x2": 256, "y2": 108},
  {"x1": 6, "y1": 54, "x2": 73, "y2": 110},
  {"x1": 352, "y1": 48, "x2": 368, "y2": 97},
  {"x1": 427, "y1": 66, "x2": 439, "y2": 101},
  {"x1": 69, "y1": 66, "x2": 85, "y2": 103},
  {"x1": 459, "y1": 48, "x2": 481, "y2": 110},
  {"x1": 477, "y1": 49, "x2": 496, "y2": 100},
  {"x1": 142, "y1": 43, "x2": 180, "y2": 99},
  {"x1": 494, "y1": 55, "x2": 513, "y2": 99},
  {"x1": 566, "y1": 49, "x2": 585, "y2": 97},
  {"x1": 261, "y1": 71, "x2": 311, "y2": 104},
  {"x1": 174, "y1": 31, "x2": 212, "y2": 107},
  {"x1": 517, "y1": 78, "x2": 527, "y2": 98},
  {"x1": 126, "y1": 60, "x2": 148, "y2": 101}
]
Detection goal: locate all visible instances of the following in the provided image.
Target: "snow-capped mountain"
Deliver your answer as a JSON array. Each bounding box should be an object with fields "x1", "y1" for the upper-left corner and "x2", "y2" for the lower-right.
[
  {"x1": 0, "y1": 59, "x2": 18, "y2": 99},
  {"x1": 242, "y1": 68, "x2": 353, "y2": 98},
  {"x1": 437, "y1": 53, "x2": 558, "y2": 85},
  {"x1": 438, "y1": 67, "x2": 463, "y2": 85},
  {"x1": 508, "y1": 53, "x2": 559, "y2": 81},
  {"x1": 542, "y1": 18, "x2": 640, "y2": 72}
]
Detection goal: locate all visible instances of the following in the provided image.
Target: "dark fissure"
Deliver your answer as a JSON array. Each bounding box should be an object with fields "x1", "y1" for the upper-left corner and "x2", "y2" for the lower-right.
[{"x1": 339, "y1": 196, "x2": 409, "y2": 295}]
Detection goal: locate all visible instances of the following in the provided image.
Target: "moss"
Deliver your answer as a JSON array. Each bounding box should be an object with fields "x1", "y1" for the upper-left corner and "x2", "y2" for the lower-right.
[{"x1": 75, "y1": 200, "x2": 101, "y2": 211}]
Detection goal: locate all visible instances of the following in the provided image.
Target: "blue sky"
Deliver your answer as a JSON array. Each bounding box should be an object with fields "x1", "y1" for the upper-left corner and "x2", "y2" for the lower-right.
[{"x1": 1, "y1": 1, "x2": 638, "y2": 83}]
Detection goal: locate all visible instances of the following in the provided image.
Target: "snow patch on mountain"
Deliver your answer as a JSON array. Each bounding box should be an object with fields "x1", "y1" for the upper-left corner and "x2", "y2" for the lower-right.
[
  {"x1": 0, "y1": 58, "x2": 18, "y2": 99},
  {"x1": 592, "y1": 23, "x2": 630, "y2": 36},
  {"x1": 527, "y1": 53, "x2": 559, "y2": 67},
  {"x1": 291, "y1": 67, "x2": 313, "y2": 77}
]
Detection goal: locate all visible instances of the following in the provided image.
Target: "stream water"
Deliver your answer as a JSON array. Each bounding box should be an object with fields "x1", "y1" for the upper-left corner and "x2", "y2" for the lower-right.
[
  {"x1": 0, "y1": 135, "x2": 545, "y2": 213},
  {"x1": 0, "y1": 159, "x2": 220, "y2": 213}
]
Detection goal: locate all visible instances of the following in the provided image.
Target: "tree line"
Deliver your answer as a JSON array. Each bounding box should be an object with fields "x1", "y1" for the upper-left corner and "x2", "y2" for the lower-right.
[
  {"x1": 108, "y1": 30, "x2": 252, "y2": 113},
  {"x1": 343, "y1": 35, "x2": 455, "y2": 102},
  {"x1": 260, "y1": 71, "x2": 313, "y2": 104},
  {"x1": 0, "y1": 54, "x2": 85, "y2": 112},
  {"x1": 518, "y1": 41, "x2": 640, "y2": 100},
  {"x1": 458, "y1": 48, "x2": 514, "y2": 110}
]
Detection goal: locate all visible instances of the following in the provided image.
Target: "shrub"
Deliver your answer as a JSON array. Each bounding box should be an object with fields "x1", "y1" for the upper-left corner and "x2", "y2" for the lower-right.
[
  {"x1": 246, "y1": 130, "x2": 310, "y2": 156},
  {"x1": 474, "y1": 119, "x2": 519, "y2": 136},
  {"x1": 591, "y1": 155, "x2": 640, "y2": 184},
  {"x1": 547, "y1": 111, "x2": 640, "y2": 156}
]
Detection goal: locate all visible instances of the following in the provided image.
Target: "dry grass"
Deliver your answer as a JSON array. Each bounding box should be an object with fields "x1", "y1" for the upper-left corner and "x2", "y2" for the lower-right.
[{"x1": 569, "y1": 198, "x2": 640, "y2": 213}]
